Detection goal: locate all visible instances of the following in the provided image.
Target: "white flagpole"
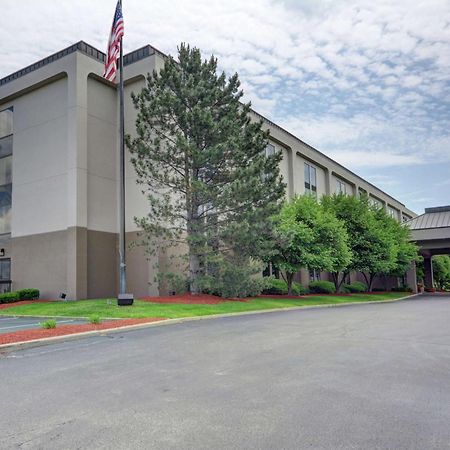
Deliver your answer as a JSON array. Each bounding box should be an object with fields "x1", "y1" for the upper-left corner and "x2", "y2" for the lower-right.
[{"x1": 118, "y1": 0, "x2": 127, "y2": 297}]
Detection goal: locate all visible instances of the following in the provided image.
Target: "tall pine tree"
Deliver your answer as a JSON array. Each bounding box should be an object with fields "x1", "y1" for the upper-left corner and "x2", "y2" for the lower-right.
[{"x1": 127, "y1": 44, "x2": 285, "y2": 295}]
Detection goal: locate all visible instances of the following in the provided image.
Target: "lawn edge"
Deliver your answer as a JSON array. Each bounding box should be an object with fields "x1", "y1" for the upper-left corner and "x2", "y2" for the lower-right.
[{"x1": 0, "y1": 293, "x2": 418, "y2": 352}]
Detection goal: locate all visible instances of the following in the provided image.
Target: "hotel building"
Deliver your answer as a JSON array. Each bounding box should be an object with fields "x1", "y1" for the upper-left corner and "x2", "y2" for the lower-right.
[{"x1": 0, "y1": 42, "x2": 416, "y2": 299}]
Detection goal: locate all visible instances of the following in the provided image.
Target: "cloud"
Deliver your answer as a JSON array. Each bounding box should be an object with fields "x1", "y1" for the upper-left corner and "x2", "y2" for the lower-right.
[
  {"x1": 327, "y1": 150, "x2": 422, "y2": 169},
  {"x1": 1, "y1": 0, "x2": 449, "y2": 209}
]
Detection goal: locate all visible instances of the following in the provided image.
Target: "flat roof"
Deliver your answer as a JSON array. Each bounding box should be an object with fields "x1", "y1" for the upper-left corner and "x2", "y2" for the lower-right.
[{"x1": 0, "y1": 41, "x2": 165, "y2": 87}]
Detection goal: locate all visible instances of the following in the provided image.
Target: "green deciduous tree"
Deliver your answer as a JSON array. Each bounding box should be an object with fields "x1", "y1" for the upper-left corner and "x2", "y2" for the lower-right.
[
  {"x1": 127, "y1": 43, "x2": 285, "y2": 295},
  {"x1": 323, "y1": 194, "x2": 418, "y2": 291},
  {"x1": 432, "y1": 255, "x2": 450, "y2": 289},
  {"x1": 271, "y1": 195, "x2": 351, "y2": 295}
]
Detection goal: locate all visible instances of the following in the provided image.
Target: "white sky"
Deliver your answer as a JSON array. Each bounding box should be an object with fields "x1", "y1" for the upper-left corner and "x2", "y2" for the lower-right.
[{"x1": 1, "y1": 0, "x2": 450, "y2": 212}]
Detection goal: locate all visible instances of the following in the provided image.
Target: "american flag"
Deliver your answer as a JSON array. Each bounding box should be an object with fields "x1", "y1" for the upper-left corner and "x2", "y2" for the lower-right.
[{"x1": 103, "y1": 0, "x2": 124, "y2": 82}]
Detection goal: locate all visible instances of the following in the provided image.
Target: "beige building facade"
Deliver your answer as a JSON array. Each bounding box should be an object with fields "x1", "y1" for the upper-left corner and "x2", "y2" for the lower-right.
[{"x1": 0, "y1": 42, "x2": 416, "y2": 299}]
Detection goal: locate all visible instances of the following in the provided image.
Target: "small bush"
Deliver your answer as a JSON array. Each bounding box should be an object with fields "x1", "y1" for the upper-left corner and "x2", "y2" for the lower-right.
[
  {"x1": 372, "y1": 287, "x2": 385, "y2": 292},
  {"x1": 199, "y1": 257, "x2": 266, "y2": 298},
  {"x1": 88, "y1": 315, "x2": 102, "y2": 325},
  {"x1": 261, "y1": 279, "x2": 309, "y2": 296},
  {"x1": 262, "y1": 278, "x2": 288, "y2": 295},
  {"x1": 292, "y1": 282, "x2": 309, "y2": 295},
  {"x1": 17, "y1": 288, "x2": 40, "y2": 300},
  {"x1": 391, "y1": 286, "x2": 413, "y2": 293},
  {"x1": 342, "y1": 281, "x2": 367, "y2": 293},
  {"x1": 40, "y1": 319, "x2": 57, "y2": 329},
  {"x1": 308, "y1": 280, "x2": 336, "y2": 294},
  {"x1": 0, "y1": 291, "x2": 20, "y2": 304}
]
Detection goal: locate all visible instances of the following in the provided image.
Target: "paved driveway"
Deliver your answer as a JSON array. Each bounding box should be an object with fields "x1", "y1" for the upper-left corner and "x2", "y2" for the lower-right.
[{"x1": 1, "y1": 295, "x2": 450, "y2": 449}]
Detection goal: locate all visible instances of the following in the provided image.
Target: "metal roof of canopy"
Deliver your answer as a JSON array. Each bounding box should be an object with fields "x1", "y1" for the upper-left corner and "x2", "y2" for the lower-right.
[
  {"x1": 408, "y1": 206, "x2": 450, "y2": 230},
  {"x1": 407, "y1": 206, "x2": 450, "y2": 256}
]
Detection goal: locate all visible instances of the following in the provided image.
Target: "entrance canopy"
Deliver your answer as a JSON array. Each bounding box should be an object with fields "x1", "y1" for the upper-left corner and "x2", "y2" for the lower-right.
[
  {"x1": 408, "y1": 205, "x2": 450, "y2": 257},
  {"x1": 407, "y1": 205, "x2": 450, "y2": 289}
]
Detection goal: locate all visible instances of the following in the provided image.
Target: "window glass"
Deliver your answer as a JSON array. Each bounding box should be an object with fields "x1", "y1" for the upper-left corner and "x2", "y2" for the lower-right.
[
  {"x1": 0, "y1": 156, "x2": 12, "y2": 186},
  {"x1": 304, "y1": 163, "x2": 317, "y2": 196},
  {"x1": 0, "y1": 135, "x2": 12, "y2": 158},
  {"x1": 336, "y1": 180, "x2": 346, "y2": 194},
  {"x1": 310, "y1": 166, "x2": 316, "y2": 188},
  {"x1": 0, "y1": 108, "x2": 13, "y2": 139},
  {"x1": 265, "y1": 143, "x2": 275, "y2": 157},
  {"x1": 304, "y1": 163, "x2": 310, "y2": 187},
  {"x1": 0, "y1": 184, "x2": 11, "y2": 234},
  {"x1": 0, "y1": 259, "x2": 11, "y2": 280}
]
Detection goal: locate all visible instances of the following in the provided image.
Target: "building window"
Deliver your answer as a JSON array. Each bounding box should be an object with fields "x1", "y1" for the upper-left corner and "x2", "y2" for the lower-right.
[
  {"x1": 0, "y1": 108, "x2": 13, "y2": 139},
  {"x1": 304, "y1": 163, "x2": 317, "y2": 197},
  {"x1": 265, "y1": 143, "x2": 275, "y2": 158},
  {"x1": 388, "y1": 207, "x2": 398, "y2": 220},
  {"x1": 309, "y1": 269, "x2": 320, "y2": 281},
  {"x1": 0, "y1": 258, "x2": 11, "y2": 293},
  {"x1": 0, "y1": 107, "x2": 12, "y2": 235},
  {"x1": 369, "y1": 196, "x2": 382, "y2": 209},
  {"x1": 336, "y1": 179, "x2": 346, "y2": 195}
]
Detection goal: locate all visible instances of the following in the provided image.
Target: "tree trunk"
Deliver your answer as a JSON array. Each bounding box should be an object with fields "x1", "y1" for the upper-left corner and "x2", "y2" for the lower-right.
[
  {"x1": 287, "y1": 272, "x2": 294, "y2": 296},
  {"x1": 361, "y1": 272, "x2": 370, "y2": 291},
  {"x1": 332, "y1": 271, "x2": 348, "y2": 292},
  {"x1": 369, "y1": 273, "x2": 375, "y2": 292},
  {"x1": 189, "y1": 252, "x2": 201, "y2": 294}
]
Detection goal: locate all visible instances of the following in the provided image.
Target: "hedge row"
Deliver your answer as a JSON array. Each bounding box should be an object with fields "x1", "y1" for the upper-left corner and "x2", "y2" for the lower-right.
[{"x1": 0, "y1": 288, "x2": 40, "y2": 304}]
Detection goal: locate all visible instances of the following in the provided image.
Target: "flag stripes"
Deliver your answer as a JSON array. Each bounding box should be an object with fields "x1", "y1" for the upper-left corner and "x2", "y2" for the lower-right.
[{"x1": 103, "y1": 0, "x2": 124, "y2": 82}]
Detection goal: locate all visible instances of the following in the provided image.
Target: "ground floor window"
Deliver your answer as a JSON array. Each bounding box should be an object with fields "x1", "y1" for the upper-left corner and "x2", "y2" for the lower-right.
[
  {"x1": 309, "y1": 269, "x2": 320, "y2": 282},
  {"x1": 0, "y1": 258, "x2": 11, "y2": 292}
]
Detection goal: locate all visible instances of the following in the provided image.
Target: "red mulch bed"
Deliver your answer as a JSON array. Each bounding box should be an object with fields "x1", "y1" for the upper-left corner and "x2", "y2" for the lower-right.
[
  {"x1": 0, "y1": 300, "x2": 51, "y2": 310},
  {"x1": 139, "y1": 293, "x2": 248, "y2": 304},
  {"x1": 0, "y1": 318, "x2": 165, "y2": 345}
]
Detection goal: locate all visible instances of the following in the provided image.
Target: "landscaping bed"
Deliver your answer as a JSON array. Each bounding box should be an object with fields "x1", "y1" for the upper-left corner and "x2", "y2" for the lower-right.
[
  {"x1": 0, "y1": 292, "x2": 411, "y2": 321},
  {"x1": 0, "y1": 318, "x2": 165, "y2": 345},
  {"x1": 140, "y1": 293, "x2": 248, "y2": 304}
]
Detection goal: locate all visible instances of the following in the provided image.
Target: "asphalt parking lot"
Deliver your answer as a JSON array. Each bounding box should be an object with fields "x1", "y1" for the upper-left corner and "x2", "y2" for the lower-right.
[
  {"x1": 0, "y1": 316, "x2": 87, "y2": 333},
  {"x1": 1, "y1": 295, "x2": 450, "y2": 449}
]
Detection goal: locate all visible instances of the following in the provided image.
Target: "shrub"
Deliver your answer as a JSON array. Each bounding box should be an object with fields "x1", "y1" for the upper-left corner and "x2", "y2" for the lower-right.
[
  {"x1": 292, "y1": 282, "x2": 309, "y2": 295},
  {"x1": 342, "y1": 281, "x2": 367, "y2": 293},
  {"x1": 0, "y1": 291, "x2": 20, "y2": 304},
  {"x1": 391, "y1": 286, "x2": 413, "y2": 293},
  {"x1": 88, "y1": 315, "x2": 102, "y2": 325},
  {"x1": 40, "y1": 319, "x2": 57, "y2": 329},
  {"x1": 17, "y1": 288, "x2": 40, "y2": 300},
  {"x1": 308, "y1": 280, "x2": 336, "y2": 294},
  {"x1": 262, "y1": 278, "x2": 288, "y2": 295},
  {"x1": 372, "y1": 287, "x2": 385, "y2": 292},
  {"x1": 199, "y1": 257, "x2": 266, "y2": 298},
  {"x1": 261, "y1": 278, "x2": 309, "y2": 296}
]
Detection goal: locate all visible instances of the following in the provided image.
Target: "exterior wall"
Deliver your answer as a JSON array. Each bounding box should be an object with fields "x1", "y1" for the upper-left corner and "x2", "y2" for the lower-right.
[
  {"x1": 87, "y1": 229, "x2": 117, "y2": 298},
  {"x1": 11, "y1": 230, "x2": 67, "y2": 298},
  {"x1": 86, "y1": 77, "x2": 117, "y2": 234},
  {"x1": 12, "y1": 77, "x2": 68, "y2": 237},
  {"x1": 0, "y1": 43, "x2": 417, "y2": 298}
]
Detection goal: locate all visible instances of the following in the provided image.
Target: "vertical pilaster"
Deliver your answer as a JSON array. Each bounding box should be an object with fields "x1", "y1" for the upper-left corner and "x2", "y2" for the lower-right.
[
  {"x1": 423, "y1": 256, "x2": 434, "y2": 290},
  {"x1": 66, "y1": 53, "x2": 88, "y2": 299},
  {"x1": 286, "y1": 147, "x2": 294, "y2": 199},
  {"x1": 405, "y1": 261, "x2": 418, "y2": 293},
  {"x1": 325, "y1": 168, "x2": 332, "y2": 195}
]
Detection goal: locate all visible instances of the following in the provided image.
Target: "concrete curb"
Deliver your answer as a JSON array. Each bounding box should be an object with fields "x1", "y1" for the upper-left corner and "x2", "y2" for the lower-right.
[{"x1": 0, "y1": 293, "x2": 419, "y2": 353}]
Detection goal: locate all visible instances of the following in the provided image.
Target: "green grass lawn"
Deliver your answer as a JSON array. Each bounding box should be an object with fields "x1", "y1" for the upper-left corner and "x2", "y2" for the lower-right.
[{"x1": 0, "y1": 292, "x2": 410, "y2": 320}]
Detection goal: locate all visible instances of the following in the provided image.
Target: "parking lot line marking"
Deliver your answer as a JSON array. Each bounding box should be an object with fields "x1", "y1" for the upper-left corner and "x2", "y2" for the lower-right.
[{"x1": 0, "y1": 319, "x2": 78, "y2": 331}]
